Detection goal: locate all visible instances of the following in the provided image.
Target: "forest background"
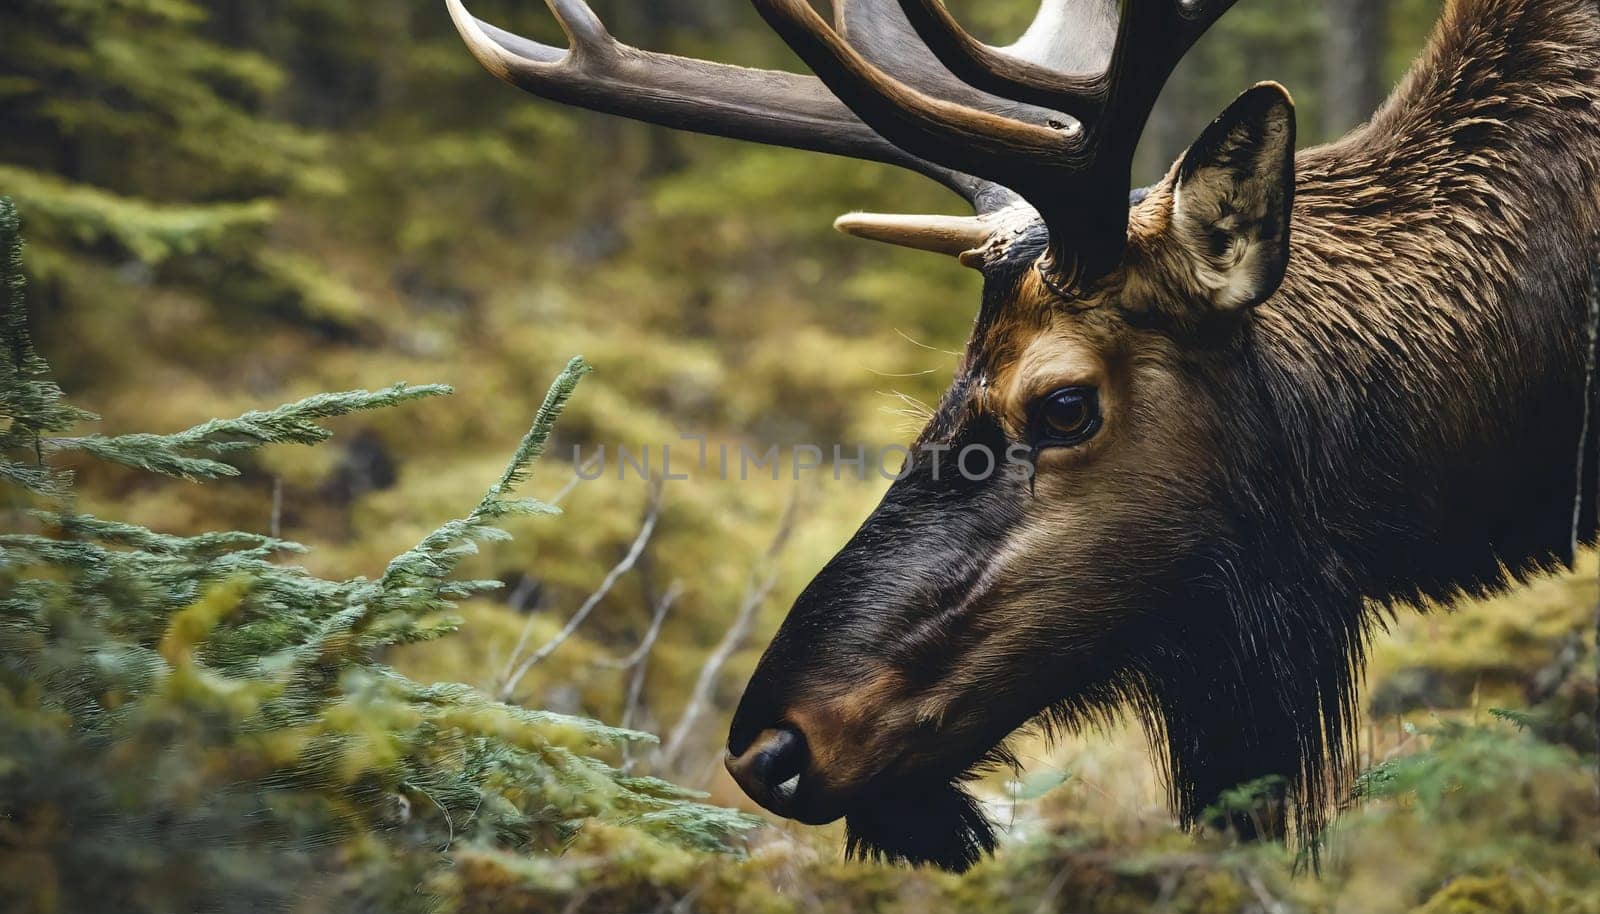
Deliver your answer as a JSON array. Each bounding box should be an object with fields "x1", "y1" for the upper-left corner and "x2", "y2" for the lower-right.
[{"x1": 2, "y1": 1, "x2": 1597, "y2": 911}]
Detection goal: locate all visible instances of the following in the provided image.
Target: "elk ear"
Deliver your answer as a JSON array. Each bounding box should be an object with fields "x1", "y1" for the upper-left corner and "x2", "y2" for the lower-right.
[{"x1": 1170, "y1": 82, "x2": 1296, "y2": 311}]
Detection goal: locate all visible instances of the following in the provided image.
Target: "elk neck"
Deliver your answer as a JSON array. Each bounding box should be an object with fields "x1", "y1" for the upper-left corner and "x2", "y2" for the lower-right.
[{"x1": 1242, "y1": 0, "x2": 1600, "y2": 608}]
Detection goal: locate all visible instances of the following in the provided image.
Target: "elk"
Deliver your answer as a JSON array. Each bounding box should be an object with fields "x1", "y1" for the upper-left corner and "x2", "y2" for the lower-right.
[{"x1": 450, "y1": 0, "x2": 1600, "y2": 871}]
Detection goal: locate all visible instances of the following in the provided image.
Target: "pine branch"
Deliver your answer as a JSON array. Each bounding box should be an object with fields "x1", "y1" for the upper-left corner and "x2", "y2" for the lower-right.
[
  {"x1": 0, "y1": 165, "x2": 277, "y2": 266},
  {"x1": 367, "y1": 358, "x2": 589, "y2": 637},
  {"x1": 28, "y1": 510, "x2": 308, "y2": 558},
  {"x1": 475, "y1": 355, "x2": 591, "y2": 516},
  {"x1": 48, "y1": 383, "x2": 452, "y2": 480}
]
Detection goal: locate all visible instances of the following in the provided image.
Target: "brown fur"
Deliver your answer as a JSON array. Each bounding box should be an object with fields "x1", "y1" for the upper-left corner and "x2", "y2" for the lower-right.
[{"x1": 731, "y1": 0, "x2": 1600, "y2": 870}]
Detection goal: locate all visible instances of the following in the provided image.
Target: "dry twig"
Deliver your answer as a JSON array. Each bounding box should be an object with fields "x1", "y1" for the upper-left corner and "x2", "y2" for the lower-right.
[
  {"x1": 658, "y1": 488, "x2": 801, "y2": 773},
  {"x1": 620, "y1": 581, "x2": 683, "y2": 771},
  {"x1": 499, "y1": 478, "x2": 663, "y2": 699}
]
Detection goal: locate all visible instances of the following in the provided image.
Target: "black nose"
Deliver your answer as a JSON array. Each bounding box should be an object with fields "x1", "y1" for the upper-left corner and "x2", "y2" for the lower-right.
[{"x1": 725, "y1": 726, "x2": 809, "y2": 817}]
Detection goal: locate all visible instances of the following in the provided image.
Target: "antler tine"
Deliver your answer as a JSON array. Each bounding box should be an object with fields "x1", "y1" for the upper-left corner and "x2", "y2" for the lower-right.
[
  {"x1": 834, "y1": 0, "x2": 1040, "y2": 218},
  {"x1": 444, "y1": 0, "x2": 973, "y2": 196},
  {"x1": 547, "y1": 0, "x2": 609, "y2": 54},
  {"x1": 891, "y1": 0, "x2": 1107, "y2": 118},
  {"x1": 833, "y1": 202, "x2": 1041, "y2": 268},
  {"x1": 855, "y1": 0, "x2": 1242, "y2": 280},
  {"x1": 751, "y1": 0, "x2": 1077, "y2": 196},
  {"x1": 1007, "y1": 0, "x2": 1120, "y2": 74},
  {"x1": 835, "y1": 0, "x2": 1056, "y2": 127},
  {"x1": 833, "y1": 212, "x2": 994, "y2": 258},
  {"x1": 895, "y1": 0, "x2": 1240, "y2": 141},
  {"x1": 756, "y1": 0, "x2": 1138, "y2": 273}
]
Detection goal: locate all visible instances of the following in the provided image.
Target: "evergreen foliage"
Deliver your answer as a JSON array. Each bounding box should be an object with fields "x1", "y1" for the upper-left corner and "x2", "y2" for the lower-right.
[
  {"x1": 0, "y1": 0, "x2": 333, "y2": 315},
  {"x1": 0, "y1": 202, "x2": 754, "y2": 913}
]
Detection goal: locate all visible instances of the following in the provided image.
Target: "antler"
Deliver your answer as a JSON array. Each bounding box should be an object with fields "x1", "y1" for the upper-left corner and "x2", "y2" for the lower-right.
[
  {"x1": 754, "y1": 0, "x2": 1239, "y2": 282},
  {"x1": 449, "y1": 0, "x2": 1240, "y2": 284},
  {"x1": 445, "y1": 0, "x2": 1000, "y2": 203}
]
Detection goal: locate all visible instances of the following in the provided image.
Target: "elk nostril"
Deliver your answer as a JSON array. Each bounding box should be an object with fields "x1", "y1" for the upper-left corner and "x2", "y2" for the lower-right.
[
  {"x1": 753, "y1": 727, "x2": 807, "y2": 785},
  {"x1": 724, "y1": 726, "x2": 809, "y2": 813}
]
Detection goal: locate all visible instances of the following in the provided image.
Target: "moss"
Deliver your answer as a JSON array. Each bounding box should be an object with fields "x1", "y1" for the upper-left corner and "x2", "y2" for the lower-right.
[
  {"x1": 1414, "y1": 873, "x2": 1543, "y2": 914},
  {"x1": 1171, "y1": 870, "x2": 1252, "y2": 913},
  {"x1": 1368, "y1": 558, "x2": 1597, "y2": 718}
]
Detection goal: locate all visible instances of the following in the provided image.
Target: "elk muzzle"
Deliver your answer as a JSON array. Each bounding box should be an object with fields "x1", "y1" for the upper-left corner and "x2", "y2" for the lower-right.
[{"x1": 726, "y1": 416, "x2": 1027, "y2": 824}]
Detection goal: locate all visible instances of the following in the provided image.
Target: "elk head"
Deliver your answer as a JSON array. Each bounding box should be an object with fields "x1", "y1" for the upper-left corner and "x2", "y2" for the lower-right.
[{"x1": 451, "y1": 0, "x2": 1311, "y2": 871}]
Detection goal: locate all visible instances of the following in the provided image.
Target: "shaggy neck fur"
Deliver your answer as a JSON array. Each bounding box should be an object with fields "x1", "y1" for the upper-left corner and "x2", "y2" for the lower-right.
[
  {"x1": 1265, "y1": 0, "x2": 1600, "y2": 592},
  {"x1": 1157, "y1": 0, "x2": 1600, "y2": 847}
]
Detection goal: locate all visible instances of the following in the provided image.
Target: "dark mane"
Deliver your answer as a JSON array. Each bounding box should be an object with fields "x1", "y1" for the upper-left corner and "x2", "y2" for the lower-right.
[{"x1": 1142, "y1": 0, "x2": 1600, "y2": 849}]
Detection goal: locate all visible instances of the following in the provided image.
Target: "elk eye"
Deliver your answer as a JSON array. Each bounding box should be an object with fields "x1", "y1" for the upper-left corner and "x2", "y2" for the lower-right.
[{"x1": 1029, "y1": 387, "x2": 1102, "y2": 448}]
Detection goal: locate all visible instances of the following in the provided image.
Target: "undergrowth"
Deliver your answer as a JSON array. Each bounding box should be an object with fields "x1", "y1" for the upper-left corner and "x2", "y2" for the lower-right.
[{"x1": 0, "y1": 198, "x2": 755, "y2": 913}]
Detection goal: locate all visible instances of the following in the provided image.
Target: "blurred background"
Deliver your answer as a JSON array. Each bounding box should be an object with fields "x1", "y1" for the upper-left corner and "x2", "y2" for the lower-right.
[{"x1": 2, "y1": 1, "x2": 1597, "y2": 910}]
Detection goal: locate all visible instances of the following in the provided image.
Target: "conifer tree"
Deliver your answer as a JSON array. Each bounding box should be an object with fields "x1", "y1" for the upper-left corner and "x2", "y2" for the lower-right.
[
  {"x1": 0, "y1": 0, "x2": 339, "y2": 319},
  {"x1": 0, "y1": 199, "x2": 754, "y2": 912}
]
